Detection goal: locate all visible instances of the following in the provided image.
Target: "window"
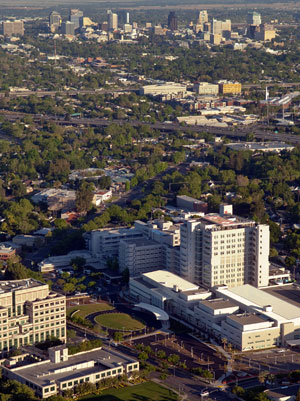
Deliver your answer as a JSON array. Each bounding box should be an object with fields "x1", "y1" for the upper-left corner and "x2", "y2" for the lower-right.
[
  {"x1": 62, "y1": 384, "x2": 67, "y2": 389},
  {"x1": 44, "y1": 388, "x2": 49, "y2": 393}
]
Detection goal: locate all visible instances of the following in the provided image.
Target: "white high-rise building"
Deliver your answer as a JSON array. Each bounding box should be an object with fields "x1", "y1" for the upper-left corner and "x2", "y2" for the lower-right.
[
  {"x1": 107, "y1": 10, "x2": 118, "y2": 31},
  {"x1": 247, "y1": 11, "x2": 262, "y2": 26},
  {"x1": 179, "y1": 205, "x2": 270, "y2": 288}
]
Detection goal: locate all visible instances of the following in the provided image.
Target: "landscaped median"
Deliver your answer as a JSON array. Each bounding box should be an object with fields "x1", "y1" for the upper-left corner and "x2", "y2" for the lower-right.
[{"x1": 94, "y1": 313, "x2": 145, "y2": 332}]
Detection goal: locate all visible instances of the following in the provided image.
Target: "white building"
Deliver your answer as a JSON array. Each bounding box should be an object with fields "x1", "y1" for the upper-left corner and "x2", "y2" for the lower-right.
[
  {"x1": 130, "y1": 271, "x2": 300, "y2": 351},
  {"x1": 140, "y1": 83, "x2": 187, "y2": 98},
  {"x1": 179, "y1": 204, "x2": 270, "y2": 288},
  {"x1": 130, "y1": 270, "x2": 211, "y2": 317},
  {"x1": 38, "y1": 250, "x2": 99, "y2": 272},
  {"x1": 193, "y1": 82, "x2": 219, "y2": 95},
  {"x1": 119, "y1": 238, "x2": 164, "y2": 275},
  {"x1": 3, "y1": 346, "x2": 138, "y2": 398},
  {"x1": 107, "y1": 10, "x2": 118, "y2": 30},
  {"x1": 92, "y1": 189, "x2": 112, "y2": 206},
  {"x1": 89, "y1": 228, "x2": 144, "y2": 262}
]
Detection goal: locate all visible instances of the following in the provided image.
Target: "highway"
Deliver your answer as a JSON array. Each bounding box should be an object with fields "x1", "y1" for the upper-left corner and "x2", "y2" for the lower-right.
[
  {"x1": 0, "y1": 88, "x2": 137, "y2": 98},
  {"x1": 1, "y1": 110, "x2": 300, "y2": 145}
]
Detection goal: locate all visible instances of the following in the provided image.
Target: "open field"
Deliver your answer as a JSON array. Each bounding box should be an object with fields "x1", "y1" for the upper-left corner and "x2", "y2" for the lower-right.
[
  {"x1": 67, "y1": 303, "x2": 114, "y2": 319},
  {"x1": 95, "y1": 313, "x2": 145, "y2": 331},
  {"x1": 80, "y1": 381, "x2": 178, "y2": 401}
]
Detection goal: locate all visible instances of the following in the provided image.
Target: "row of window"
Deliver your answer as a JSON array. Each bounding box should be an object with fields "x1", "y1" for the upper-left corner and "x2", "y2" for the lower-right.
[
  {"x1": 34, "y1": 311, "x2": 64, "y2": 317},
  {"x1": 34, "y1": 300, "x2": 64, "y2": 309}
]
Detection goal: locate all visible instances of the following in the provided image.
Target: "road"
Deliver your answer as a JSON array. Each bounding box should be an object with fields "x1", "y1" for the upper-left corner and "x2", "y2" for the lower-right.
[
  {"x1": 0, "y1": 88, "x2": 137, "y2": 98},
  {"x1": 1, "y1": 110, "x2": 300, "y2": 145}
]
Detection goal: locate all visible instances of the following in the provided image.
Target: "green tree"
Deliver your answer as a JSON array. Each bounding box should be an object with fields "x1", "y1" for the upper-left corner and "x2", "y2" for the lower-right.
[
  {"x1": 113, "y1": 332, "x2": 124, "y2": 342},
  {"x1": 76, "y1": 181, "x2": 94, "y2": 213}
]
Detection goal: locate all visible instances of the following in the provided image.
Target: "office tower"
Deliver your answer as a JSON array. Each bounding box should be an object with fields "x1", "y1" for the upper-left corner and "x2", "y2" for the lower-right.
[
  {"x1": 101, "y1": 21, "x2": 108, "y2": 31},
  {"x1": 198, "y1": 10, "x2": 208, "y2": 25},
  {"x1": 168, "y1": 12, "x2": 178, "y2": 31},
  {"x1": 107, "y1": 10, "x2": 118, "y2": 31},
  {"x1": 179, "y1": 204, "x2": 270, "y2": 288},
  {"x1": 2, "y1": 20, "x2": 24, "y2": 36},
  {"x1": 119, "y1": 10, "x2": 130, "y2": 25},
  {"x1": 247, "y1": 11, "x2": 261, "y2": 26},
  {"x1": 0, "y1": 279, "x2": 66, "y2": 353},
  {"x1": 49, "y1": 11, "x2": 61, "y2": 28},
  {"x1": 212, "y1": 19, "x2": 231, "y2": 36},
  {"x1": 62, "y1": 21, "x2": 75, "y2": 36},
  {"x1": 69, "y1": 9, "x2": 83, "y2": 30}
]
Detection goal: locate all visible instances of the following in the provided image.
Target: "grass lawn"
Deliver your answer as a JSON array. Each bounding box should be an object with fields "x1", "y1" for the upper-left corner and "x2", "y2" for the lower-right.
[
  {"x1": 94, "y1": 313, "x2": 145, "y2": 331},
  {"x1": 80, "y1": 381, "x2": 178, "y2": 401},
  {"x1": 67, "y1": 303, "x2": 114, "y2": 319}
]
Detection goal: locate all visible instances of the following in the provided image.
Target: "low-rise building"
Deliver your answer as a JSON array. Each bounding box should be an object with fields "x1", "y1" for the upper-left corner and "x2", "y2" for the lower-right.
[
  {"x1": 2, "y1": 345, "x2": 139, "y2": 398},
  {"x1": 193, "y1": 82, "x2": 219, "y2": 96},
  {"x1": 0, "y1": 245, "x2": 16, "y2": 261},
  {"x1": 226, "y1": 142, "x2": 294, "y2": 153},
  {"x1": 140, "y1": 83, "x2": 187, "y2": 98},
  {"x1": 92, "y1": 189, "x2": 112, "y2": 206},
  {"x1": 38, "y1": 250, "x2": 99, "y2": 273},
  {"x1": 31, "y1": 189, "x2": 76, "y2": 213},
  {"x1": 176, "y1": 195, "x2": 208, "y2": 213},
  {"x1": 130, "y1": 271, "x2": 300, "y2": 351}
]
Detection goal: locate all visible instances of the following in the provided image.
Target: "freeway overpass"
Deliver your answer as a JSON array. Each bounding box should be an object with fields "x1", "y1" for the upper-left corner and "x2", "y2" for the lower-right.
[{"x1": 1, "y1": 110, "x2": 300, "y2": 145}]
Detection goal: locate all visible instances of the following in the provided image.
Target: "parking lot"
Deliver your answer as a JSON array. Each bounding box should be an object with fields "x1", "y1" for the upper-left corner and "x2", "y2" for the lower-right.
[{"x1": 235, "y1": 348, "x2": 300, "y2": 373}]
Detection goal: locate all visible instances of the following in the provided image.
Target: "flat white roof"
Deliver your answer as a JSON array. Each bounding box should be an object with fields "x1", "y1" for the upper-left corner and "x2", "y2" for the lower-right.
[
  {"x1": 143, "y1": 270, "x2": 199, "y2": 292},
  {"x1": 135, "y1": 303, "x2": 169, "y2": 321},
  {"x1": 217, "y1": 284, "x2": 300, "y2": 323}
]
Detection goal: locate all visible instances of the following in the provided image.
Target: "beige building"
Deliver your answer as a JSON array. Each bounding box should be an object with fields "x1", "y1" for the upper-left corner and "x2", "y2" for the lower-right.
[
  {"x1": 255, "y1": 24, "x2": 276, "y2": 41},
  {"x1": 2, "y1": 20, "x2": 24, "y2": 36},
  {"x1": 211, "y1": 19, "x2": 231, "y2": 36},
  {"x1": 3, "y1": 346, "x2": 138, "y2": 398},
  {"x1": 194, "y1": 82, "x2": 219, "y2": 95},
  {"x1": 210, "y1": 33, "x2": 222, "y2": 45},
  {"x1": 0, "y1": 280, "x2": 66, "y2": 353}
]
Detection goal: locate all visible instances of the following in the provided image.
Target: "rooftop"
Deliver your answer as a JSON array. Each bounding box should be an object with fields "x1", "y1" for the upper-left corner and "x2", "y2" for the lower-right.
[
  {"x1": 200, "y1": 298, "x2": 238, "y2": 310},
  {"x1": 226, "y1": 142, "x2": 294, "y2": 152},
  {"x1": 227, "y1": 313, "x2": 267, "y2": 325},
  {"x1": 8, "y1": 347, "x2": 136, "y2": 387},
  {"x1": 266, "y1": 384, "x2": 300, "y2": 398},
  {"x1": 143, "y1": 270, "x2": 199, "y2": 293},
  {"x1": 263, "y1": 285, "x2": 300, "y2": 308},
  {"x1": 200, "y1": 213, "x2": 253, "y2": 227},
  {"x1": 0, "y1": 279, "x2": 46, "y2": 294},
  {"x1": 217, "y1": 284, "x2": 300, "y2": 323}
]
